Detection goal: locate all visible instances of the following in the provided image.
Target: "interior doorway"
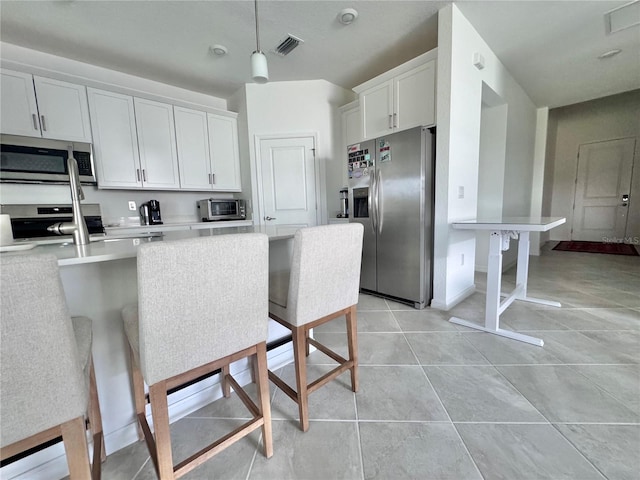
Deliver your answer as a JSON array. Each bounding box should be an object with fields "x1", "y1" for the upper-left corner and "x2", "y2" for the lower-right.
[
  {"x1": 571, "y1": 137, "x2": 635, "y2": 242},
  {"x1": 256, "y1": 134, "x2": 319, "y2": 227}
]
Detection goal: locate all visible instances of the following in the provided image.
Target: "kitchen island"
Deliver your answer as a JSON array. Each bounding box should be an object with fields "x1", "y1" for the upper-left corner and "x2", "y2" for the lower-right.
[{"x1": 2, "y1": 225, "x2": 299, "y2": 480}]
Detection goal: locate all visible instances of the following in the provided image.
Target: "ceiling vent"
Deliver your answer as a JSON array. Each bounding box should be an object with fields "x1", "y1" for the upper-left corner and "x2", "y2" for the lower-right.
[
  {"x1": 604, "y1": 1, "x2": 640, "y2": 34},
  {"x1": 273, "y1": 34, "x2": 304, "y2": 56}
]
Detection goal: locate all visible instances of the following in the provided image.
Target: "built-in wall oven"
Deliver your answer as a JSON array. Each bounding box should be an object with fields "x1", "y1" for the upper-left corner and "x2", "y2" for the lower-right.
[
  {"x1": 1, "y1": 204, "x2": 104, "y2": 240},
  {"x1": 0, "y1": 136, "x2": 96, "y2": 185}
]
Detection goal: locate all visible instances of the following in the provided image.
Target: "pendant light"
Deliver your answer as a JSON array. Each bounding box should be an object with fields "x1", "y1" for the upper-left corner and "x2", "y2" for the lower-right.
[{"x1": 251, "y1": 0, "x2": 269, "y2": 83}]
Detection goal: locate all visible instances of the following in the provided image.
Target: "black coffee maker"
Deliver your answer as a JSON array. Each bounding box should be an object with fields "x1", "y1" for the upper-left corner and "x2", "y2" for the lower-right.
[{"x1": 140, "y1": 200, "x2": 163, "y2": 225}]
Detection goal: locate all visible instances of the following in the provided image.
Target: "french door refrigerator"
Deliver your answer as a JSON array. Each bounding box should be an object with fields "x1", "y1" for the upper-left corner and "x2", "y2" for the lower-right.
[{"x1": 348, "y1": 126, "x2": 435, "y2": 308}]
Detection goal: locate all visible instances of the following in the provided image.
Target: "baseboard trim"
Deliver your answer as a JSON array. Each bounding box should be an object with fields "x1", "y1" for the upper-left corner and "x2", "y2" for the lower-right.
[{"x1": 430, "y1": 284, "x2": 476, "y2": 311}]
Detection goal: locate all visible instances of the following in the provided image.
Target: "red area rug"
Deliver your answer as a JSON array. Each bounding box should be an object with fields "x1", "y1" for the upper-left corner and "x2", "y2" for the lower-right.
[{"x1": 553, "y1": 241, "x2": 639, "y2": 256}]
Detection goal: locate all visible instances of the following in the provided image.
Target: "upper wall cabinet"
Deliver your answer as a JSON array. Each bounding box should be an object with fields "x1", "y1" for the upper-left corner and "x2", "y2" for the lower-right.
[
  {"x1": 174, "y1": 107, "x2": 241, "y2": 192},
  {"x1": 207, "y1": 113, "x2": 241, "y2": 192},
  {"x1": 340, "y1": 101, "x2": 362, "y2": 148},
  {"x1": 88, "y1": 89, "x2": 180, "y2": 190},
  {"x1": 354, "y1": 49, "x2": 437, "y2": 140},
  {"x1": 0, "y1": 69, "x2": 92, "y2": 142},
  {"x1": 134, "y1": 98, "x2": 180, "y2": 190},
  {"x1": 87, "y1": 88, "x2": 142, "y2": 188}
]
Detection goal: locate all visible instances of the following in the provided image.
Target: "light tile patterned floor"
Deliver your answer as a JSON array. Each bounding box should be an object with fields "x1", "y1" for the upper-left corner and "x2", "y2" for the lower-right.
[{"x1": 98, "y1": 247, "x2": 640, "y2": 480}]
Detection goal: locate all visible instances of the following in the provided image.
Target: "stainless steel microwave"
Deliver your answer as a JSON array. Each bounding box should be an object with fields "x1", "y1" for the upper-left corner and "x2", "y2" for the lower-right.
[
  {"x1": 0, "y1": 136, "x2": 96, "y2": 185},
  {"x1": 197, "y1": 198, "x2": 246, "y2": 221}
]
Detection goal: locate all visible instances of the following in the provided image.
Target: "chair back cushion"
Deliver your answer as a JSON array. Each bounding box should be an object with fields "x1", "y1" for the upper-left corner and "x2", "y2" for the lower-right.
[
  {"x1": 288, "y1": 224, "x2": 364, "y2": 326},
  {"x1": 1, "y1": 254, "x2": 87, "y2": 448},
  {"x1": 136, "y1": 234, "x2": 269, "y2": 385}
]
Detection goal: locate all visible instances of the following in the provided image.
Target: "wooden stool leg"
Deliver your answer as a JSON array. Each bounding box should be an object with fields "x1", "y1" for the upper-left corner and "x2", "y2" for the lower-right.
[
  {"x1": 305, "y1": 328, "x2": 310, "y2": 357},
  {"x1": 149, "y1": 382, "x2": 174, "y2": 480},
  {"x1": 254, "y1": 342, "x2": 273, "y2": 458},
  {"x1": 222, "y1": 364, "x2": 231, "y2": 398},
  {"x1": 346, "y1": 306, "x2": 359, "y2": 392},
  {"x1": 292, "y1": 325, "x2": 310, "y2": 432},
  {"x1": 87, "y1": 357, "x2": 106, "y2": 464},
  {"x1": 129, "y1": 347, "x2": 146, "y2": 441},
  {"x1": 61, "y1": 416, "x2": 92, "y2": 479}
]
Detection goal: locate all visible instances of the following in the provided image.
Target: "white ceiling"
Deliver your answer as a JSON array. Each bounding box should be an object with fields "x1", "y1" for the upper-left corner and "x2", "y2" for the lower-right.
[{"x1": 1, "y1": 1, "x2": 638, "y2": 108}]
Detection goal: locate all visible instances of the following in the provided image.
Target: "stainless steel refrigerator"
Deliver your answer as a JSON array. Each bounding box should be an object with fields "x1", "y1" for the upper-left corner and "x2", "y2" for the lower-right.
[{"x1": 348, "y1": 126, "x2": 434, "y2": 308}]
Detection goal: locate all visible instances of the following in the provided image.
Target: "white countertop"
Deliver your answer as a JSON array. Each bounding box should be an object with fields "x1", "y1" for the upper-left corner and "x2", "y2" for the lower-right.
[
  {"x1": 2, "y1": 224, "x2": 300, "y2": 266},
  {"x1": 104, "y1": 219, "x2": 253, "y2": 234},
  {"x1": 452, "y1": 216, "x2": 566, "y2": 232}
]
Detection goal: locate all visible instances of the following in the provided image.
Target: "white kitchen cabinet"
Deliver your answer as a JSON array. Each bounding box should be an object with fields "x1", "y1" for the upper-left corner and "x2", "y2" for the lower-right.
[
  {"x1": 87, "y1": 88, "x2": 142, "y2": 188},
  {"x1": 341, "y1": 101, "x2": 362, "y2": 148},
  {"x1": 0, "y1": 69, "x2": 92, "y2": 142},
  {"x1": 174, "y1": 106, "x2": 212, "y2": 190},
  {"x1": 0, "y1": 70, "x2": 40, "y2": 137},
  {"x1": 355, "y1": 50, "x2": 437, "y2": 140},
  {"x1": 207, "y1": 113, "x2": 241, "y2": 192},
  {"x1": 134, "y1": 98, "x2": 181, "y2": 190}
]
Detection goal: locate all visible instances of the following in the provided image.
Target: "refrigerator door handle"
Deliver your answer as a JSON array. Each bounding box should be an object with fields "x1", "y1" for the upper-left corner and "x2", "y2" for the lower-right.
[
  {"x1": 377, "y1": 169, "x2": 384, "y2": 234},
  {"x1": 369, "y1": 171, "x2": 377, "y2": 232}
]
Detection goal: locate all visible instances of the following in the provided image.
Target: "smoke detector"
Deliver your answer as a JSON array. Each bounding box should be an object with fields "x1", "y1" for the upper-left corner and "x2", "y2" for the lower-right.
[
  {"x1": 209, "y1": 45, "x2": 228, "y2": 56},
  {"x1": 338, "y1": 8, "x2": 358, "y2": 25}
]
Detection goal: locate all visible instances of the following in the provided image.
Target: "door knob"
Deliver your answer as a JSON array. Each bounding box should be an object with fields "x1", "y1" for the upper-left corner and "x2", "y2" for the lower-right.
[{"x1": 264, "y1": 216, "x2": 276, "y2": 221}]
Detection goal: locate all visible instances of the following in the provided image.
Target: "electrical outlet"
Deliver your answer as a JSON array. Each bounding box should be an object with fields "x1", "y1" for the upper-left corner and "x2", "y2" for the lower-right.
[
  {"x1": 458, "y1": 186, "x2": 465, "y2": 199},
  {"x1": 128, "y1": 201, "x2": 137, "y2": 211}
]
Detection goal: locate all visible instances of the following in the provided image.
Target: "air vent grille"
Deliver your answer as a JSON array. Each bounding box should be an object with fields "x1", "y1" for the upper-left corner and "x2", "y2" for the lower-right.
[{"x1": 274, "y1": 34, "x2": 304, "y2": 56}]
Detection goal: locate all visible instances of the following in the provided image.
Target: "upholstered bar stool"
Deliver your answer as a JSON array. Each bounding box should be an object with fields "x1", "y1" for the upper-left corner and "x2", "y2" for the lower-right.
[
  {"x1": 268, "y1": 223, "x2": 364, "y2": 431},
  {"x1": 1, "y1": 254, "x2": 104, "y2": 480},
  {"x1": 122, "y1": 234, "x2": 272, "y2": 480}
]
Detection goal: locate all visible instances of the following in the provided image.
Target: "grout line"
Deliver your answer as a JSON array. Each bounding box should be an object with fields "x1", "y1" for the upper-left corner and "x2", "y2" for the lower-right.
[
  {"x1": 131, "y1": 456, "x2": 151, "y2": 480},
  {"x1": 549, "y1": 423, "x2": 610, "y2": 479}
]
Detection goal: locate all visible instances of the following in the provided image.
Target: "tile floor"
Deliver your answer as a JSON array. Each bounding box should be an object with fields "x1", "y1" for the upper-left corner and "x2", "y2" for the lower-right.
[{"x1": 98, "y1": 246, "x2": 639, "y2": 480}]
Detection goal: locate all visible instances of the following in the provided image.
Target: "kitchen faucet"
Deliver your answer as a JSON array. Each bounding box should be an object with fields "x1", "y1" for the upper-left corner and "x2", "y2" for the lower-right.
[{"x1": 47, "y1": 146, "x2": 90, "y2": 245}]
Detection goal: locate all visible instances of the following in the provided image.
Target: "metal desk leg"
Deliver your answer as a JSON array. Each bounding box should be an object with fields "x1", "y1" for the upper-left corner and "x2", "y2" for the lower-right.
[
  {"x1": 450, "y1": 230, "x2": 544, "y2": 347},
  {"x1": 513, "y1": 231, "x2": 562, "y2": 308}
]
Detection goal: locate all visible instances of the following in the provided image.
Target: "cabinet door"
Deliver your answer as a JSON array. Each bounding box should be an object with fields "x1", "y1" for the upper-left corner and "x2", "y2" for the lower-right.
[
  {"x1": 87, "y1": 88, "x2": 142, "y2": 188},
  {"x1": 394, "y1": 60, "x2": 436, "y2": 131},
  {"x1": 343, "y1": 105, "x2": 362, "y2": 147},
  {"x1": 0, "y1": 70, "x2": 41, "y2": 137},
  {"x1": 33, "y1": 76, "x2": 92, "y2": 142},
  {"x1": 207, "y1": 114, "x2": 241, "y2": 192},
  {"x1": 174, "y1": 106, "x2": 213, "y2": 190},
  {"x1": 360, "y1": 80, "x2": 393, "y2": 140},
  {"x1": 134, "y1": 98, "x2": 180, "y2": 190}
]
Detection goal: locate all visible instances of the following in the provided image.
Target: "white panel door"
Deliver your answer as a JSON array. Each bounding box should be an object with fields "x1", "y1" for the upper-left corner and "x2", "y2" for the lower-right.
[
  {"x1": 175, "y1": 106, "x2": 212, "y2": 190},
  {"x1": 0, "y1": 70, "x2": 40, "y2": 137},
  {"x1": 33, "y1": 76, "x2": 92, "y2": 142},
  {"x1": 134, "y1": 98, "x2": 180, "y2": 189},
  {"x1": 87, "y1": 88, "x2": 142, "y2": 188},
  {"x1": 361, "y1": 80, "x2": 393, "y2": 140},
  {"x1": 259, "y1": 136, "x2": 317, "y2": 226},
  {"x1": 395, "y1": 60, "x2": 436, "y2": 130},
  {"x1": 572, "y1": 138, "x2": 635, "y2": 242},
  {"x1": 207, "y1": 114, "x2": 241, "y2": 191}
]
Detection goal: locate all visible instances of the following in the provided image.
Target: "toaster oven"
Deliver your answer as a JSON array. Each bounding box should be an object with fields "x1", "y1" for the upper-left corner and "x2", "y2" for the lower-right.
[{"x1": 197, "y1": 199, "x2": 246, "y2": 221}]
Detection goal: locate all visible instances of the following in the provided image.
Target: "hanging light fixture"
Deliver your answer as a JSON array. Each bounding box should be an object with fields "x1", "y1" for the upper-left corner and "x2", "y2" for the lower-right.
[{"x1": 251, "y1": 0, "x2": 269, "y2": 83}]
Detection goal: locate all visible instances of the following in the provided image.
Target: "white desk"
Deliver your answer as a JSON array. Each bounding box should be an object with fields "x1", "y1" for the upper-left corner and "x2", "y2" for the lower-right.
[{"x1": 450, "y1": 217, "x2": 566, "y2": 347}]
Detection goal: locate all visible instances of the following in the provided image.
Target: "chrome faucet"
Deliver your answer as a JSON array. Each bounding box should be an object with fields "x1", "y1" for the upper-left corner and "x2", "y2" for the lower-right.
[{"x1": 47, "y1": 146, "x2": 90, "y2": 245}]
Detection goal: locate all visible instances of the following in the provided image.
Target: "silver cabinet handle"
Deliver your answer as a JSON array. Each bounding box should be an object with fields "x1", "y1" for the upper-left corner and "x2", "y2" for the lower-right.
[
  {"x1": 393, "y1": 113, "x2": 397, "y2": 128},
  {"x1": 388, "y1": 114, "x2": 393, "y2": 129},
  {"x1": 32, "y1": 114, "x2": 39, "y2": 131},
  {"x1": 142, "y1": 169, "x2": 147, "y2": 182},
  {"x1": 264, "y1": 216, "x2": 276, "y2": 221},
  {"x1": 208, "y1": 173, "x2": 212, "y2": 184},
  {"x1": 211, "y1": 173, "x2": 215, "y2": 184},
  {"x1": 40, "y1": 115, "x2": 47, "y2": 132},
  {"x1": 136, "y1": 169, "x2": 141, "y2": 182}
]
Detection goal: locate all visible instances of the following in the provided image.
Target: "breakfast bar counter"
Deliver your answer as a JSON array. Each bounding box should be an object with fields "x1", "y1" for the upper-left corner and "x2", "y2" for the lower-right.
[{"x1": 2, "y1": 224, "x2": 299, "y2": 479}]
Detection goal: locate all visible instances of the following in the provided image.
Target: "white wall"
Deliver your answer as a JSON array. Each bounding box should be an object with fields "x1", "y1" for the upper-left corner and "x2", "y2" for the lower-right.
[
  {"x1": 547, "y1": 89, "x2": 640, "y2": 241},
  {"x1": 433, "y1": 4, "x2": 538, "y2": 310},
  {"x1": 0, "y1": 43, "x2": 241, "y2": 223},
  {"x1": 529, "y1": 107, "x2": 549, "y2": 254},
  {"x1": 239, "y1": 80, "x2": 355, "y2": 225},
  {"x1": 476, "y1": 99, "x2": 508, "y2": 272}
]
